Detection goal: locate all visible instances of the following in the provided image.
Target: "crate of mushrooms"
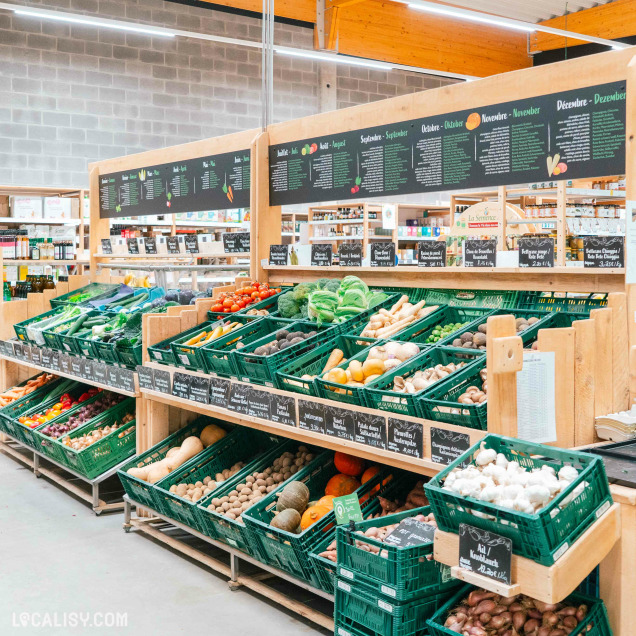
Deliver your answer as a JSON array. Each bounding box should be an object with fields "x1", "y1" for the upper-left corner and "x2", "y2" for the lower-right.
[{"x1": 365, "y1": 346, "x2": 485, "y2": 418}]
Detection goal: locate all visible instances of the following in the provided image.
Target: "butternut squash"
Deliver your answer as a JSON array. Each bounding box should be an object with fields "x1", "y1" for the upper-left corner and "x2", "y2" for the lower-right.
[
  {"x1": 362, "y1": 358, "x2": 384, "y2": 378},
  {"x1": 349, "y1": 360, "x2": 364, "y2": 382},
  {"x1": 200, "y1": 424, "x2": 226, "y2": 448}
]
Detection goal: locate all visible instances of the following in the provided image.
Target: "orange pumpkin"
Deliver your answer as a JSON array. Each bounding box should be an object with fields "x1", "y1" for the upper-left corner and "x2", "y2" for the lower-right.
[
  {"x1": 325, "y1": 473, "x2": 361, "y2": 497},
  {"x1": 300, "y1": 504, "x2": 331, "y2": 530},
  {"x1": 318, "y1": 495, "x2": 335, "y2": 509},
  {"x1": 334, "y1": 452, "x2": 365, "y2": 477},
  {"x1": 361, "y1": 465, "x2": 380, "y2": 485}
]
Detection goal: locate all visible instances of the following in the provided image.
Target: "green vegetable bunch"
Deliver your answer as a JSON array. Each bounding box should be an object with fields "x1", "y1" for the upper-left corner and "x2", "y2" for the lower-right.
[{"x1": 425, "y1": 321, "x2": 469, "y2": 344}]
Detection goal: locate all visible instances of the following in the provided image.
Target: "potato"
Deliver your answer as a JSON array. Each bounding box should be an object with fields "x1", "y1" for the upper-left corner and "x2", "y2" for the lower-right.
[
  {"x1": 195, "y1": 481, "x2": 203, "y2": 489},
  {"x1": 169, "y1": 485, "x2": 178, "y2": 494},
  {"x1": 222, "y1": 502, "x2": 231, "y2": 511},
  {"x1": 203, "y1": 476, "x2": 211, "y2": 485}
]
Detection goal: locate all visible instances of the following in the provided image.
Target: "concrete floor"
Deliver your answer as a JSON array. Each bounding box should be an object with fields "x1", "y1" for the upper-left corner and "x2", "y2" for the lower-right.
[{"x1": 0, "y1": 451, "x2": 330, "y2": 635}]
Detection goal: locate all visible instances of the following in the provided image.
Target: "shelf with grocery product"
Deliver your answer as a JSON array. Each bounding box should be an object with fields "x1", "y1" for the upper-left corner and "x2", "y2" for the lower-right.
[{"x1": 0, "y1": 218, "x2": 82, "y2": 226}]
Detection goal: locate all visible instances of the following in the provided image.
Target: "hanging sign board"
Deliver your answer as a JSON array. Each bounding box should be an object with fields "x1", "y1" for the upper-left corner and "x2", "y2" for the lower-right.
[
  {"x1": 370, "y1": 242, "x2": 395, "y2": 267},
  {"x1": 519, "y1": 237, "x2": 555, "y2": 268},
  {"x1": 99, "y1": 150, "x2": 251, "y2": 218},
  {"x1": 269, "y1": 81, "x2": 625, "y2": 206},
  {"x1": 458, "y1": 524, "x2": 513, "y2": 585},
  {"x1": 464, "y1": 239, "x2": 497, "y2": 267},
  {"x1": 583, "y1": 236, "x2": 624, "y2": 268}
]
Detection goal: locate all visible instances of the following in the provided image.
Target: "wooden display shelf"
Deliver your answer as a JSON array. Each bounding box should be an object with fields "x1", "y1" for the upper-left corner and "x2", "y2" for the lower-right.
[
  {"x1": 263, "y1": 265, "x2": 625, "y2": 292},
  {"x1": 94, "y1": 253, "x2": 249, "y2": 260},
  {"x1": 433, "y1": 502, "x2": 621, "y2": 603},
  {"x1": 143, "y1": 361, "x2": 486, "y2": 476}
]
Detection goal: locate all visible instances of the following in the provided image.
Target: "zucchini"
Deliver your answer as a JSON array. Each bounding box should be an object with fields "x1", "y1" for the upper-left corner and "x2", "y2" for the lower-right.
[{"x1": 67, "y1": 313, "x2": 90, "y2": 336}]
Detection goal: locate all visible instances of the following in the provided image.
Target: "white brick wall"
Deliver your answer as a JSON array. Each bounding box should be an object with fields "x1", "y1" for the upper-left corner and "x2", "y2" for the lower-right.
[{"x1": 0, "y1": 0, "x2": 457, "y2": 187}]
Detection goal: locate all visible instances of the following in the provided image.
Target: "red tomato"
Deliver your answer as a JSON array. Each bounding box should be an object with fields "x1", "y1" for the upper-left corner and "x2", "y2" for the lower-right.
[
  {"x1": 268, "y1": 290, "x2": 277, "y2": 297},
  {"x1": 230, "y1": 304, "x2": 239, "y2": 312},
  {"x1": 223, "y1": 307, "x2": 231, "y2": 313},
  {"x1": 236, "y1": 300, "x2": 246, "y2": 308},
  {"x1": 223, "y1": 298, "x2": 233, "y2": 308},
  {"x1": 211, "y1": 303, "x2": 223, "y2": 312},
  {"x1": 251, "y1": 291, "x2": 260, "y2": 300},
  {"x1": 259, "y1": 290, "x2": 269, "y2": 299}
]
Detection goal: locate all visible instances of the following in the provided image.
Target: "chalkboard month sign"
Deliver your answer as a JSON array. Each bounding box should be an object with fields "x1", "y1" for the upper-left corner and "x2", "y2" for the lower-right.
[
  {"x1": 184, "y1": 235, "x2": 200, "y2": 254},
  {"x1": 166, "y1": 236, "x2": 180, "y2": 254},
  {"x1": 127, "y1": 238, "x2": 139, "y2": 255},
  {"x1": 370, "y1": 242, "x2": 396, "y2": 268},
  {"x1": 417, "y1": 241, "x2": 446, "y2": 268},
  {"x1": 101, "y1": 239, "x2": 113, "y2": 254},
  {"x1": 518, "y1": 237, "x2": 555, "y2": 268},
  {"x1": 144, "y1": 237, "x2": 157, "y2": 255},
  {"x1": 583, "y1": 236, "x2": 624, "y2": 268},
  {"x1": 458, "y1": 524, "x2": 513, "y2": 585},
  {"x1": 223, "y1": 232, "x2": 250, "y2": 253},
  {"x1": 311, "y1": 244, "x2": 332, "y2": 267},
  {"x1": 430, "y1": 428, "x2": 471, "y2": 465},
  {"x1": 269, "y1": 244, "x2": 288, "y2": 266},
  {"x1": 464, "y1": 239, "x2": 497, "y2": 268},
  {"x1": 339, "y1": 243, "x2": 363, "y2": 267}
]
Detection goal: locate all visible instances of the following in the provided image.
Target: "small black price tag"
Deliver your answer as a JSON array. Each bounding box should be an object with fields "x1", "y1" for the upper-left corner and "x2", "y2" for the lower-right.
[
  {"x1": 269, "y1": 244, "x2": 288, "y2": 266},
  {"x1": 106, "y1": 365, "x2": 119, "y2": 387},
  {"x1": 370, "y1": 242, "x2": 396, "y2": 267},
  {"x1": 136, "y1": 365, "x2": 154, "y2": 391},
  {"x1": 458, "y1": 524, "x2": 512, "y2": 585},
  {"x1": 269, "y1": 394, "x2": 296, "y2": 426},
  {"x1": 298, "y1": 399, "x2": 326, "y2": 433},
  {"x1": 101, "y1": 238, "x2": 113, "y2": 254},
  {"x1": 118, "y1": 368, "x2": 136, "y2": 393},
  {"x1": 246, "y1": 387, "x2": 271, "y2": 419},
  {"x1": 127, "y1": 238, "x2": 140, "y2": 255},
  {"x1": 184, "y1": 235, "x2": 199, "y2": 254},
  {"x1": 189, "y1": 375, "x2": 210, "y2": 404},
  {"x1": 144, "y1": 237, "x2": 157, "y2": 255},
  {"x1": 21, "y1": 344, "x2": 32, "y2": 361},
  {"x1": 384, "y1": 517, "x2": 437, "y2": 548},
  {"x1": 93, "y1": 362, "x2": 107, "y2": 384},
  {"x1": 354, "y1": 412, "x2": 387, "y2": 449},
  {"x1": 339, "y1": 243, "x2": 363, "y2": 267},
  {"x1": 388, "y1": 418, "x2": 423, "y2": 458},
  {"x1": 464, "y1": 239, "x2": 497, "y2": 268},
  {"x1": 13, "y1": 342, "x2": 23, "y2": 358},
  {"x1": 70, "y1": 356, "x2": 83, "y2": 377},
  {"x1": 172, "y1": 372, "x2": 192, "y2": 400},
  {"x1": 60, "y1": 354, "x2": 71, "y2": 374},
  {"x1": 583, "y1": 236, "x2": 624, "y2": 268},
  {"x1": 324, "y1": 404, "x2": 355, "y2": 441},
  {"x1": 50, "y1": 350, "x2": 60, "y2": 370},
  {"x1": 518, "y1": 237, "x2": 554, "y2": 268},
  {"x1": 40, "y1": 347, "x2": 52, "y2": 367},
  {"x1": 311, "y1": 244, "x2": 332, "y2": 267},
  {"x1": 167, "y1": 236, "x2": 180, "y2": 254},
  {"x1": 3, "y1": 341, "x2": 14, "y2": 357},
  {"x1": 223, "y1": 232, "x2": 250, "y2": 253},
  {"x1": 153, "y1": 368, "x2": 172, "y2": 394},
  {"x1": 31, "y1": 346, "x2": 42, "y2": 365},
  {"x1": 430, "y1": 427, "x2": 471, "y2": 465},
  {"x1": 209, "y1": 376, "x2": 230, "y2": 408},
  {"x1": 228, "y1": 383, "x2": 250, "y2": 415},
  {"x1": 417, "y1": 241, "x2": 446, "y2": 267},
  {"x1": 80, "y1": 357, "x2": 93, "y2": 379}
]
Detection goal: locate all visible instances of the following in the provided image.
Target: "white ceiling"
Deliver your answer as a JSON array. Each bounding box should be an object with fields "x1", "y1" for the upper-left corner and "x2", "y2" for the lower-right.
[{"x1": 444, "y1": 0, "x2": 617, "y2": 23}]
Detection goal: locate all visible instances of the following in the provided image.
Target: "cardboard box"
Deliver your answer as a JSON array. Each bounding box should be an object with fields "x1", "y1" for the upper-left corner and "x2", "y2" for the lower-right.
[
  {"x1": 43, "y1": 197, "x2": 80, "y2": 220},
  {"x1": 10, "y1": 196, "x2": 43, "y2": 219},
  {"x1": 0, "y1": 196, "x2": 9, "y2": 217}
]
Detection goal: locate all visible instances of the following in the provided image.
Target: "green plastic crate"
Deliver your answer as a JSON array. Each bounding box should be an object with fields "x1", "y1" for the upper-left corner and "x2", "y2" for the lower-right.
[
  {"x1": 196, "y1": 442, "x2": 326, "y2": 556},
  {"x1": 117, "y1": 417, "x2": 226, "y2": 510},
  {"x1": 115, "y1": 343, "x2": 142, "y2": 369},
  {"x1": 53, "y1": 398, "x2": 137, "y2": 479},
  {"x1": 14, "y1": 306, "x2": 88, "y2": 346},
  {"x1": 365, "y1": 347, "x2": 484, "y2": 418},
  {"x1": 91, "y1": 338, "x2": 120, "y2": 365},
  {"x1": 55, "y1": 310, "x2": 105, "y2": 356},
  {"x1": 50, "y1": 283, "x2": 119, "y2": 308},
  {"x1": 335, "y1": 579, "x2": 450, "y2": 636},
  {"x1": 422, "y1": 288, "x2": 519, "y2": 310},
  {"x1": 197, "y1": 317, "x2": 291, "y2": 378},
  {"x1": 244, "y1": 460, "x2": 393, "y2": 586},
  {"x1": 231, "y1": 321, "x2": 337, "y2": 386},
  {"x1": 207, "y1": 289, "x2": 287, "y2": 322},
  {"x1": 424, "y1": 434, "x2": 613, "y2": 565},
  {"x1": 41, "y1": 316, "x2": 81, "y2": 351},
  {"x1": 418, "y1": 358, "x2": 488, "y2": 429},
  {"x1": 170, "y1": 315, "x2": 258, "y2": 371},
  {"x1": 515, "y1": 291, "x2": 607, "y2": 315},
  {"x1": 426, "y1": 585, "x2": 611, "y2": 636},
  {"x1": 153, "y1": 429, "x2": 279, "y2": 532},
  {"x1": 275, "y1": 335, "x2": 371, "y2": 396}
]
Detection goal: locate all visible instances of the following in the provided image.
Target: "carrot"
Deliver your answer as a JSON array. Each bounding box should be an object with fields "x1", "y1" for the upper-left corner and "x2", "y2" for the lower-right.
[
  {"x1": 321, "y1": 349, "x2": 344, "y2": 374},
  {"x1": 228, "y1": 186, "x2": 233, "y2": 201}
]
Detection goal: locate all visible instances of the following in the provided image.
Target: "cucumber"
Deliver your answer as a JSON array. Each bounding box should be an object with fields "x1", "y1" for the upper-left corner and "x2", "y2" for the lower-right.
[{"x1": 66, "y1": 313, "x2": 90, "y2": 336}]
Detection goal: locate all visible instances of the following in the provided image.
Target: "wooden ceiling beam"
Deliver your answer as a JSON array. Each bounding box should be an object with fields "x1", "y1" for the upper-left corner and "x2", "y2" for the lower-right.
[{"x1": 530, "y1": 0, "x2": 635, "y2": 53}]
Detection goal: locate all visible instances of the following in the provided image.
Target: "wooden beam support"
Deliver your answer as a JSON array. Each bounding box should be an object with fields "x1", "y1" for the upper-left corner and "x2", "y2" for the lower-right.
[{"x1": 328, "y1": 0, "x2": 368, "y2": 8}]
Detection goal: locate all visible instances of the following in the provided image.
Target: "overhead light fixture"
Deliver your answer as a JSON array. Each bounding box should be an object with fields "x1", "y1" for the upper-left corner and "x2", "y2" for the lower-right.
[
  {"x1": 407, "y1": 3, "x2": 534, "y2": 32},
  {"x1": 13, "y1": 8, "x2": 175, "y2": 37},
  {"x1": 276, "y1": 48, "x2": 393, "y2": 70}
]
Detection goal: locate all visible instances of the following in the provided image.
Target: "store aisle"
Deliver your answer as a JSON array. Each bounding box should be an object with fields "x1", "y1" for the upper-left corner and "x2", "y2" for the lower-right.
[{"x1": 0, "y1": 453, "x2": 329, "y2": 636}]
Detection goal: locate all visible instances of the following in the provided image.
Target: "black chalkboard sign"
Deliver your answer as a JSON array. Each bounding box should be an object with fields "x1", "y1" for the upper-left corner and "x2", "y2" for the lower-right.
[
  {"x1": 137, "y1": 365, "x2": 154, "y2": 391},
  {"x1": 269, "y1": 394, "x2": 296, "y2": 426},
  {"x1": 458, "y1": 523, "x2": 512, "y2": 585},
  {"x1": 31, "y1": 346, "x2": 42, "y2": 366},
  {"x1": 464, "y1": 239, "x2": 497, "y2": 268},
  {"x1": 298, "y1": 399, "x2": 326, "y2": 433},
  {"x1": 384, "y1": 517, "x2": 437, "y2": 548},
  {"x1": 339, "y1": 243, "x2": 363, "y2": 267},
  {"x1": 311, "y1": 244, "x2": 332, "y2": 267},
  {"x1": 3, "y1": 341, "x2": 14, "y2": 357},
  {"x1": 93, "y1": 362, "x2": 107, "y2": 385},
  {"x1": 127, "y1": 238, "x2": 139, "y2": 255},
  {"x1": 189, "y1": 375, "x2": 210, "y2": 404},
  {"x1": 269, "y1": 244, "x2": 288, "y2": 266},
  {"x1": 172, "y1": 372, "x2": 192, "y2": 400},
  {"x1": 80, "y1": 357, "x2": 92, "y2": 379},
  {"x1": 98, "y1": 149, "x2": 251, "y2": 218},
  {"x1": 70, "y1": 357, "x2": 82, "y2": 377},
  {"x1": 228, "y1": 383, "x2": 250, "y2": 415},
  {"x1": 583, "y1": 236, "x2": 624, "y2": 268},
  {"x1": 223, "y1": 232, "x2": 250, "y2": 253},
  {"x1": 101, "y1": 239, "x2": 113, "y2": 254},
  {"x1": 184, "y1": 235, "x2": 199, "y2": 254},
  {"x1": 153, "y1": 368, "x2": 172, "y2": 394},
  {"x1": 50, "y1": 350, "x2": 60, "y2": 371},
  {"x1": 518, "y1": 237, "x2": 554, "y2": 268},
  {"x1": 430, "y1": 428, "x2": 471, "y2": 465},
  {"x1": 144, "y1": 237, "x2": 157, "y2": 255},
  {"x1": 209, "y1": 377, "x2": 231, "y2": 408},
  {"x1": 370, "y1": 242, "x2": 395, "y2": 268},
  {"x1": 354, "y1": 412, "x2": 387, "y2": 449},
  {"x1": 387, "y1": 418, "x2": 423, "y2": 458},
  {"x1": 13, "y1": 342, "x2": 23, "y2": 358},
  {"x1": 40, "y1": 347, "x2": 52, "y2": 367},
  {"x1": 167, "y1": 236, "x2": 180, "y2": 254},
  {"x1": 417, "y1": 241, "x2": 446, "y2": 268},
  {"x1": 325, "y1": 404, "x2": 355, "y2": 441},
  {"x1": 106, "y1": 364, "x2": 119, "y2": 387},
  {"x1": 118, "y1": 368, "x2": 136, "y2": 393},
  {"x1": 246, "y1": 387, "x2": 271, "y2": 419}
]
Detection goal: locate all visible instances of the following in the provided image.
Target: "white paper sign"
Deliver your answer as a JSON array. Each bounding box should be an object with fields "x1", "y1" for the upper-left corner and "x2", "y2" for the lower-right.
[
  {"x1": 382, "y1": 204, "x2": 397, "y2": 230},
  {"x1": 516, "y1": 351, "x2": 557, "y2": 443},
  {"x1": 625, "y1": 201, "x2": 636, "y2": 284}
]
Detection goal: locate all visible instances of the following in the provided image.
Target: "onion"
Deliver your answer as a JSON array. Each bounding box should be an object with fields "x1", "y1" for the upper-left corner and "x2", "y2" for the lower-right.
[
  {"x1": 474, "y1": 600, "x2": 496, "y2": 615},
  {"x1": 513, "y1": 610, "x2": 527, "y2": 631}
]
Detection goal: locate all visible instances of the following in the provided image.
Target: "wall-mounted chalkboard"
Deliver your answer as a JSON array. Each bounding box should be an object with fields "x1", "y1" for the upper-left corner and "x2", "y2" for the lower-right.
[
  {"x1": 583, "y1": 236, "x2": 624, "y2": 268},
  {"x1": 370, "y1": 242, "x2": 395, "y2": 267},
  {"x1": 464, "y1": 239, "x2": 497, "y2": 268},
  {"x1": 418, "y1": 241, "x2": 446, "y2": 268},
  {"x1": 311, "y1": 244, "x2": 333, "y2": 266},
  {"x1": 99, "y1": 150, "x2": 251, "y2": 218},
  {"x1": 269, "y1": 82, "x2": 625, "y2": 206},
  {"x1": 223, "y1": 232, "x2": 250, "y2": 253},
  {"x1": 518, "y1": 237, "x2": 554, "y2": 268},
  {"x1": 339, "y1": 243, "x2": 363, "y2": 267}
]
